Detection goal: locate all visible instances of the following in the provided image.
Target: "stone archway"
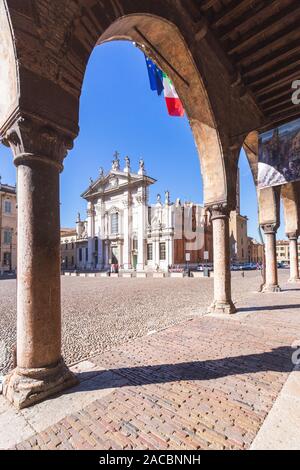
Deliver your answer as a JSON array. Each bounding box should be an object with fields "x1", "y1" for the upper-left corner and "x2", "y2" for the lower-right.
[
  {"x1": 281, "y1": 182, "x2": 300, "y2": 283},
  {"x1": 243, "y1": 131, "x2": 282, "y2": 292},
  {"x1": 0, "y1": 1, "x2": 263, "y2": 408}
]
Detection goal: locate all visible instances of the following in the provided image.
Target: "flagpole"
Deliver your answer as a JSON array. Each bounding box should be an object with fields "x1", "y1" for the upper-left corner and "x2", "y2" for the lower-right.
[{"x1": 134, "y1": 26, "x2": 190, "y2": 88}]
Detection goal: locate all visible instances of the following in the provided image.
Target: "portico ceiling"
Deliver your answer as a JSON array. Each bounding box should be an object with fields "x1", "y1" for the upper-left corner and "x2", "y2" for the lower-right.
[{"x1": 192, "y1": 0, "x2": 300, "y2": 131}]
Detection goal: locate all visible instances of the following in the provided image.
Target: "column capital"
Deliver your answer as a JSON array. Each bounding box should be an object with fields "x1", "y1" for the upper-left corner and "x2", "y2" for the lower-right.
[
  {"x1": 87, "y1": 201, "x2": 96, "y2": 217},
  {"x1": 207, "y1": 203, "x2": 230, "y2": 221},
  {"x1": 136, "y1": 194, "x2": 147, "y2": 206},
  {"x1": 2, "y1": 115, "x2": 74, "y2": 171},
  {"x1": 287, "y1": 231, "x2": 298, "y2": 240},
  {"x1": 261, "y1": 223, "x2": 278, "y2": 235},
  {"x1": 123, "y1": 198, "x2": 132, "y2": 209}
]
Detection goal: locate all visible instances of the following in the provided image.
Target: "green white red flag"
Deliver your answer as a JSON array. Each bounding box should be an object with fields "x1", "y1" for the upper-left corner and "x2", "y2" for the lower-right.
[
  {"x1": 162, "y1": 72, "x2": 185, "y2": 117},
  {"x1": 144, "y1": 53, "x2": 184, "y2": 117}
]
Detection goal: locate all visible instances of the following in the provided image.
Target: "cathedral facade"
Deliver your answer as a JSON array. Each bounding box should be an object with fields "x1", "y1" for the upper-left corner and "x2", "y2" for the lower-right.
[{"x1": 73, "y1": 154, "x2": 212, "y2": 273}]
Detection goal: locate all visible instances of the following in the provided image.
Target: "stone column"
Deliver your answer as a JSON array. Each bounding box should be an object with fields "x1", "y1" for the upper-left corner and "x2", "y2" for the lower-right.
[
  {"x1": 136, "y1": 192, "x2": 146, "y2": 271},
  {"x1": 87, "y1": 202, "x2": 95, "y2": 269},
  {"x1": 97, "y1": 237, "x2": 104, "y2": 270},
  {"x1": 2, "y1": 119, "x2": 77, "y2": 409},
  {"x1": 153, "y1": 235, "x2": 160, "y2": 269},
  {"x1": 122, "y1": 198, "x2": 132, "y2": 270},
  {"x1": 287, "y1": 232, "x2": 300, "y2": 283},
  {"x1": 262, "y1": 224, "x2": 281, "y2": 292},
  {"x1": 208, "y1": 206, "x2": 236, "y2": 314}
]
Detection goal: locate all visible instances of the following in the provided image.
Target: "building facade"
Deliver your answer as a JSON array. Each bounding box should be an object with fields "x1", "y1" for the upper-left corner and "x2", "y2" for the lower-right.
[
  {"x1": 276, "y1": 240, "x2": 291, "y2": 264},
  {"x1": 229, "y1": 170, "x2": 249, "y2": 264},
  {"x1": 60, "y1": 228, "x2": 77, "y2": 270},
  {"x1": 229, "y1": 212, "x2": 248, "y2": 264},
  {"x1": 248, "y1": 237, "x2": 264, "y2": 264},
  {"x1": 73, "y1": 155, "x2": 212, "y2": 272},
  {"x1": 0, "y1": 179, "x2": 17, "y2": 274}
]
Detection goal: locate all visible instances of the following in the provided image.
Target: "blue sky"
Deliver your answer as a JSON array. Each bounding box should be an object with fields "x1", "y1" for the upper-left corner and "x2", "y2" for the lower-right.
[{"x1": 0, "y1": 41, "x2": 285, "y2": 239}]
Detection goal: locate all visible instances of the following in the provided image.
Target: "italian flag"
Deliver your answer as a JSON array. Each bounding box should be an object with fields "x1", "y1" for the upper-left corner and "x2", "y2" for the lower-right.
[{"x1": 162, "y1": 72, "x2": 185, "y2": 117}]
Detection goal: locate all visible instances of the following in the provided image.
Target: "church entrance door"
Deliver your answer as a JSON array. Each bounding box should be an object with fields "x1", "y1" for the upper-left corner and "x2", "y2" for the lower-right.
[
  {"x1": 132, "y1": 254, "x2": 137, "y2": 270},
  {"x1": 111, "y1": 247, "x2": 119, "y2": 265}
]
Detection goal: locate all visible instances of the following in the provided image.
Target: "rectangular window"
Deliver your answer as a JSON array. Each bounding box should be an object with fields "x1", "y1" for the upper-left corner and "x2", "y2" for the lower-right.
[
  {"x1": 4, "y1": 201, "x2": 11, "y2": 214},
  {"x1": 3, "y1": 252, "x2": 11, "y2": 266},
  {"x1": 148, "y1": 206, "x2": 152, "y2": 225},
  {"x1": 79, "y1": 248, "x2": 82, "y2": 262},
  {"x1": 159, "y1": 242, "x2": 166, "y2": 260},
  {"x1": 133, "y1": 238, "x2": 138, "y2": 251},
  {"x1": 94, "y1": 238, "x2": 98, "y2": 252},
  {"x1": 3, "y1": 230, "x2": 12, "y2": 245},
  {"x1": 86, "y1": 247, "x2": 88, "y2": 261},
  {"x1": 111, "y1": 213, "x2": 119, "y2": 234},
  {"x1": 147, "y1": 243, "x2": 153, "y2": 261}
]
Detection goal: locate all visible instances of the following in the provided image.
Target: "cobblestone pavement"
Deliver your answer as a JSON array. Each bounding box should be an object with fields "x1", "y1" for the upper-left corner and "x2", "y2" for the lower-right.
[
  {"x1": 0, "y1": 270, "x2": 265, "y2": 374},
  {"x1": 1, "y1": 270, "x2": 300, "y2": 450}
]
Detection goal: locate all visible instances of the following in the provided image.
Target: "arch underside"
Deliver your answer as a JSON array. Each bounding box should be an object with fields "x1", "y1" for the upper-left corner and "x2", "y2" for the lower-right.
[
  {"x1": 0, "y1": 1, "x2": 262, "y2": 209},
  {"x1": 97, "y1": 14, "x2": 228, "y2": 207}
]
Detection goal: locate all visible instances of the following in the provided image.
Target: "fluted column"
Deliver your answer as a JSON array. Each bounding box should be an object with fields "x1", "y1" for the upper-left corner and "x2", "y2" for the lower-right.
[
  {"x1": 262, "y1": 224, "x2": 281, "y2": 292},
  {"x1": 208, "y1": 206, "x2": 236, "y2": 314},
  {"x1": 287, "y1": 232, "x2": 300, "y2": 283},
  {"x1": 2, "y1": 117, "x2": 77, "y2": 408}
]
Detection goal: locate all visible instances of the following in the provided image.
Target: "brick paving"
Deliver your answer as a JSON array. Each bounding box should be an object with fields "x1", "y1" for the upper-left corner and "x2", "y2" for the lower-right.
[
  {"x1": 5, "y1": 273, "x2": 300, "y2": 450},
  {"x1": 0, "y1": 270, "x2": 263, "y2": 374}
]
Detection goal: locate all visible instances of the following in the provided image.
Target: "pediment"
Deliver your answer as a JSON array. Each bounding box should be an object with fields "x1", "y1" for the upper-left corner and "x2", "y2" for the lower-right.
[{"x1": 81, "y1": 170, "x2": 156, "y2": 199}]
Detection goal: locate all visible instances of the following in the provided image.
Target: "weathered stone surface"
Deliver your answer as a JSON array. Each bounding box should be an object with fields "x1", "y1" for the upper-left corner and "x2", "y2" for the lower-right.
[
  {"x1": 3, "y1": 359, "x2": 77, "y2": 409},
  {"x1": 208, "y1": 206, "x2": 236, "y2": 314},
  {"x1": 261, "y1": 224, "x2": 281, "y2": 293}
]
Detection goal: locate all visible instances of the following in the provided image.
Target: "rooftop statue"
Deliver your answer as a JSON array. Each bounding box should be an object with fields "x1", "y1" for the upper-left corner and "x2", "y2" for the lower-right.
[{"x1": 112, "y1": 151, "x2": 120, "y2": 171}]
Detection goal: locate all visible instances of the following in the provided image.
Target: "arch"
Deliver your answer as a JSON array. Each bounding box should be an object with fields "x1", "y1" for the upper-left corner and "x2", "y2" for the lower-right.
[
  {"x1": 0, "y1": 2, "x2": 248, "y2": 208},
  {"x1": 1, "y1": 1, "x2": 261, "y2": 407},
  {"x1": 243, "y1": 131, "x2": 259, "y2": 186},
  {"x1": 0, "y1": 1, "x2": 19, "y2": 129},
  {"x1": 281, "y1": 181, "x2": 300, "y2": 236},
  {"x1": 89, "y1": 14, "x2": 231, "y2": 208}
]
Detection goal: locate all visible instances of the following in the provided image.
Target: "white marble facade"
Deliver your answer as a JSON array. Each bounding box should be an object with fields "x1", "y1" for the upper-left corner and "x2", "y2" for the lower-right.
[{"x1": 75, "y1": 154, "x2": 201, "y2": 272}]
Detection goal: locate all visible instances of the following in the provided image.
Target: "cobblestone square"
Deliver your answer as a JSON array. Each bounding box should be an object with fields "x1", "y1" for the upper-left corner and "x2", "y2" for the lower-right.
[
  {"x1": 1, "y1": 271, "x2": 266, "y2": 375},
  {"x1": 1, "y1": 270, "x2": 300, "y2": 450}
]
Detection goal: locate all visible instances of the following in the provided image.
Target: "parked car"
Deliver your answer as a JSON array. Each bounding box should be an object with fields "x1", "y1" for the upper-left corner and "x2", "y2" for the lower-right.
[
  {"x1": 197, "y1": 263, "x2": 213, "y2": 272},
  {"x1": 277, "y1": 261, "x2": 289, "y2": 269},
  {"x1": 231, "y1": 264, "x2": 240, "y2": 271}
]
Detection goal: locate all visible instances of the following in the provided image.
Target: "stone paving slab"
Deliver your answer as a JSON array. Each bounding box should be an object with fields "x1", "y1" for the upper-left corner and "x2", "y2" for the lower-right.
[
  {"x1": 2, "y1": 275, "x2": 300, "y2": 450},
  {"x1": 251, "y1": 364, "x2": 300, "y2": 450}
]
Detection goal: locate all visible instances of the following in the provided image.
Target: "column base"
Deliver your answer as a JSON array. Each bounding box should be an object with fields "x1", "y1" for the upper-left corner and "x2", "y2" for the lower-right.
[
  {"x1": 208, "y1": 300, "x2": 236, "y2": 315},
  {"x1": 262, "y1": 284, "x2": 281, "y2": 293},
  {"x1": 3, "y1": 358, "x2": 78, "y2": 409},
  {"x1": 288, "y1": 277, "x2": 300, "y2": 283}
]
